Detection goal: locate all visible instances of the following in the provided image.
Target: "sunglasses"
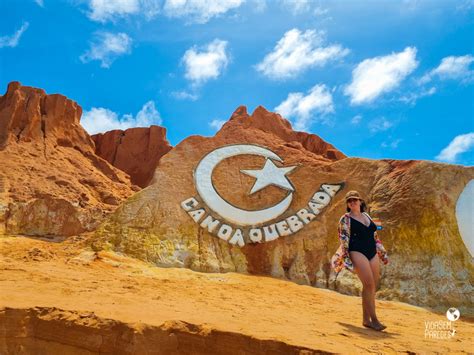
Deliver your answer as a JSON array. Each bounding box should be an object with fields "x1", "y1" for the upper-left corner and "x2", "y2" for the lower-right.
[{"x1": 347, "y1": 198, "x2": 360, "y2": 203}]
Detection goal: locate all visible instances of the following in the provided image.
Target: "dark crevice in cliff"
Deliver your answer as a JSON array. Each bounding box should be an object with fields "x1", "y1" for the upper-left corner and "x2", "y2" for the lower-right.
[
  {"x1": 40, "y1": 115, "x2": 47, "y2": 160},
  {"x1": 111, "y1": 131, "x2": 126, "y2": 166},
  {"x1": 15, "y1": 96, "x2": 31, "y2": 143}
]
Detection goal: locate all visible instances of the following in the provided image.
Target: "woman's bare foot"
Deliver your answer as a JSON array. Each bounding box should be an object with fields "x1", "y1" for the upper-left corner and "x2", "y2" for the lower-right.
[
  {"x1": 362, "y1": 320, "x2": 387, "y2": 331},
  {"x1": 372, "y1": 321, "x2": 387, "y2": 331}
]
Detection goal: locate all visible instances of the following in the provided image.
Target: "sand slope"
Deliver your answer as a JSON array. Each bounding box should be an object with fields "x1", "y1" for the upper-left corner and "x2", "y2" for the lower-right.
[{"x1": 0, "y1": 236, "x2": 472, "y2": 354}]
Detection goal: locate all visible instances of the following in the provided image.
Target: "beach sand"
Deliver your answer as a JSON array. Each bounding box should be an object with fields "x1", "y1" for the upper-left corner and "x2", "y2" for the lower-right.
[{"x1": 0, "y1": 235, "x2": 471, "y2": 354}]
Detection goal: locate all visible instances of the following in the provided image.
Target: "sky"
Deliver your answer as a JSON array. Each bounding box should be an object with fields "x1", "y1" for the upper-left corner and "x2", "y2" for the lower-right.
[{"x1": 1, "y1": 0, "x2": 473, "y2": 166}]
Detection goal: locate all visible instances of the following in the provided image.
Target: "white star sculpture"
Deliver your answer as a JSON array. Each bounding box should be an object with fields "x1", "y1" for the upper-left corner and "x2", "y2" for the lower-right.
[{"x1": 241, "y1": 159, "x2": 296, "y2": 194}]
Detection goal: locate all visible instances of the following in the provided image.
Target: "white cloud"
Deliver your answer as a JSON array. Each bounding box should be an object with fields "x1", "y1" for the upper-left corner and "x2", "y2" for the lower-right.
[
  {"x1": 86, "y1": 0, "x2": 160, "y2": 22},
  {"x1": 171, "y1": 90, "x2": 199, "y2": 101},
  {"x1": 420, "y1": 55, "x2": 474, "y2": 84},
  {"x1": 436, "y1": 132, "x2": 474, "y2": 163},
  {"x1": 182, "y1": 39, "x2": 229, "y2": 85},
  {"x1": 280, "y1": 0, "x2": 311, "y2": 14},
  {"x1": 256, "y1": 28, "x2": 349, "y2": 80},
  {"x1": 81, "y1": 101, "x2": 162, "y2": 135},
  {"x1": 280, "y1": 0, "x2": 328, "y2": 16},
  {"x1": 401, "y1": 0, "x2": 420, "y2": 11},
  {"x1": 252, "y1": 0, "x2": 267, "y2": 12},
  {"x1": 456, "y1": 0, "x2": 474, "y2": 13},
  {"x1": 0, "y1": 22, "x2": 29, "y2": 48},
  {"x1": 381, "y1": 138, "x2": 402, "y2": 149},
  {"x1": 368, "y1": 117, "x2": 394, "y2": 133},
  {"x1": 433, "y1": 55, "x2": 473, "y2": 78},
  {"x1": 80, "y1": 32, "x2": 132, "y2": 68},
  {"x1": 345, "y1": 47, "x2": 419, "y2": 105},
  {"x1": 87, "y1": 0, "x2": 139, "y2": 22},
  {"x1": 398, "y1": 86, "x2": 436, "y2": 105},
  {"x1": 351, "y1": 114, "x2": 362, "y2": 125},
  {"x1": 275, "y1": 84, "x2": 334, "y2": 131},
  {"x1": 209, "y1": 119, "x2": 226, "y2": 130},
  {"x1": 314, "y1": 6, "x2": 329, "y2": 16},
  {"x1": 35, "y1": 0, "x2": 44, "y2": 7},
  {"x1": 163, "y1": 0, "x2": 244, "y2": 24},
  {"x1": 135, "y1": 101, "x2": 161, "y2": 125}
]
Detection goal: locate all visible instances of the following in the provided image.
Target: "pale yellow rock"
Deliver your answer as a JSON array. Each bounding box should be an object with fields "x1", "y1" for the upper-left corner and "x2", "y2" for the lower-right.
[{"x1": 92, "y1": 106, "x2": 474, "y2": 316}]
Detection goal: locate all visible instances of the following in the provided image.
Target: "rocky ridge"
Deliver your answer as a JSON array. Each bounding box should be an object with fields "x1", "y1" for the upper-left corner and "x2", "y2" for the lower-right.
[
  {"x1": 222, "y1": 105, "x2": 346, "y2": 161},
  {"x1": 92, "y1": 126, "x2": 172, "y2": 188},
  {"x1": 0, "y1": 82, "x2": 137, "y2": 236}
]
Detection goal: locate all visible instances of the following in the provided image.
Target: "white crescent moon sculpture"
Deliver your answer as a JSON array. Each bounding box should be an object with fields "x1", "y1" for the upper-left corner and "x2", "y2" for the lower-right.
[{"x1": 194, "y1": 145, "x2": 293, "y2": 226}]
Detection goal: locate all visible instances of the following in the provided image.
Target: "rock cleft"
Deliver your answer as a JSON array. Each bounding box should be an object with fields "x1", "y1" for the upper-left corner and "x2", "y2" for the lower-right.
[{"x1": 92, "y1": 126, "x2": 172, "y2": 188}]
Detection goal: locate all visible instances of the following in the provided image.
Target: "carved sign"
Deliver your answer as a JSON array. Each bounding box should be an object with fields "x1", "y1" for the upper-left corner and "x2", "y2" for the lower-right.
[{"x1": 181, "y1": 144, "x2": 343, "y2": 246}]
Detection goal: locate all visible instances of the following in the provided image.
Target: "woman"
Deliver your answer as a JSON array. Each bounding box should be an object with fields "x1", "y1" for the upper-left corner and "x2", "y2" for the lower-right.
[{"x1": 331, "y1": 190, "x2": 389, "y2": 331}]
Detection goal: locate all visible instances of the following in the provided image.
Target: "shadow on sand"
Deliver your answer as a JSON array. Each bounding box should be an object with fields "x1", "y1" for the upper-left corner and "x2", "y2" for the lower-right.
[{"x1": 337, "y1": 322, "x2": 400, "y2": 339}]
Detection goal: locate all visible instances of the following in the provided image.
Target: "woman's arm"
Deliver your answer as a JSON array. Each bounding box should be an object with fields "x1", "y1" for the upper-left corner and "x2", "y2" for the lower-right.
[
  {"x1": 374, "y1": 230, "x2": 389, "y2": 264},
  {"x1": 338, "y1": 216, "x2": 350, "y2": 250},
  {"x1": 338, "y1": 216, "x2": 354, "y2": 271},
  {"x1": 331, "y1": 215, "x2": 355, "y2": 274}
]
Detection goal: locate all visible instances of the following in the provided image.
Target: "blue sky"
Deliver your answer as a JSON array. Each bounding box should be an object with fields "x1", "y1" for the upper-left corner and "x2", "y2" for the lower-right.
[{"x1": 1, "y1": 0, "x2": 473, "y2": 166}]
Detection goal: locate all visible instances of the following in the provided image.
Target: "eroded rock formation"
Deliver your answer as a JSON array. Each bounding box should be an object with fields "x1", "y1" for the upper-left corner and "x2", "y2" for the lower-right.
[
  {"x1": 0, "y1": 82, "x2": 137, "y2": 236},
  {"x1": 223, "y1": 106, "x2": 346, "y2": 161},
  {"x1": 92, "y1": 105, "x2": 474, "y2": 316},
  {"x1": 92, "y1": 126, "x2": 172, "y2": 188}
]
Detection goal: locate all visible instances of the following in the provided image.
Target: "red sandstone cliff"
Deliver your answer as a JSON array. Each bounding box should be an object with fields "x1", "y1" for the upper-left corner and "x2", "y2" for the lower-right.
[
  {"x1": 0, "y1": 82, "x2": 136, "y2": 236},
  {"x1": 0, "y1": 82, "x2": 94, "y2": 151},
  {"x1": 222, "y1": 105, "x2": 346, "y2": 161},
  {"x1": 90, "y1": 105, "x2": 342, "y2": 188},
  {"x1": 92, "y1": 126, "x2": 172, "y2": 188}
]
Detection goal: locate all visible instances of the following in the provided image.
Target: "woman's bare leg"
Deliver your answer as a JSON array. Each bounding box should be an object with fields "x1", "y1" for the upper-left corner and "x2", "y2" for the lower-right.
[
  {"x1": 368, "y1": 254, "x2": 385, "y2": 328},
  {"x1": 350, "y1": 251, "x2": 385, "y2": 330},
  {"x1": 369, "y1": 254, "x2": 380, "y2": 291}
]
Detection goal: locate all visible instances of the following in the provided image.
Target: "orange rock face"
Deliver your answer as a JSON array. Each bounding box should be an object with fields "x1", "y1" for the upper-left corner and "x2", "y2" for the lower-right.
[
  {"x1": 93, "y1": 105, "x2": 474, "y2": 316},
  {"x1": 0, "y1": 81, "x2": 92, "y2": 151},
  {"x1": 92, "y1": 126, "x2": 172, "y2": 188},
  {"x1": 0, "y1": 82, "x2": 136, "y2": 236},
  {"x1": 223, "y1": 106, "x2": 346, "y2": 161}
]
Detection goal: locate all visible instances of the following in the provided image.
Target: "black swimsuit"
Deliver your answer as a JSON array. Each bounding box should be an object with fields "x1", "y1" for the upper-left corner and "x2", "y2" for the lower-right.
[{"x1": 348, "y1": 216, "x2": 378, "y2": 260}]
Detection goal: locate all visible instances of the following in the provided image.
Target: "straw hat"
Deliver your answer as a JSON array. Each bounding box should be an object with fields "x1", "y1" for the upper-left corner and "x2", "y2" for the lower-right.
[{"x1": 345, "y1": 190, "x2": 364, "y2": 202}]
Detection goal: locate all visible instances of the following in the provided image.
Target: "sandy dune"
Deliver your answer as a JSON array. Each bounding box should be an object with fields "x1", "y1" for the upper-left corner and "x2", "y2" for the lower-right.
[{"x1": 0, "y1": 235, "x2": 472, "y2": 354}]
